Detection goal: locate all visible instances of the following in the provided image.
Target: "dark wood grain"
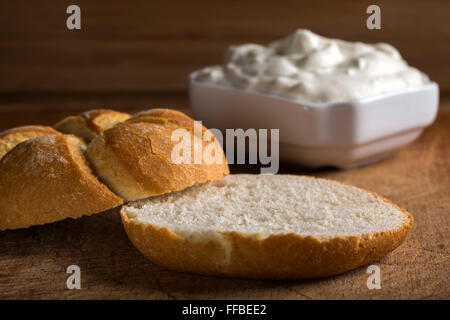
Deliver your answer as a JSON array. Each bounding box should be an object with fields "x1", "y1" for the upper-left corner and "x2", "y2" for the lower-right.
[
  {"x1": 0, "y1": 98, "x2": 448, "y2": 299},
  {"x1": 0, "y1": 0, "x2": 449, "y2": 94}
]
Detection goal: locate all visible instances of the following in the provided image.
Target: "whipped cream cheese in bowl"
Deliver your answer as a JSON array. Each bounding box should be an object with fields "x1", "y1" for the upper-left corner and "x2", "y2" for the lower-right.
[{"x1": 190, "y1": 29, "x2": 439, "y2": 168}]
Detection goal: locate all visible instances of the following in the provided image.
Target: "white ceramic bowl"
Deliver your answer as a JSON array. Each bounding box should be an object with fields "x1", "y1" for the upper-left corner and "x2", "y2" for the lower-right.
[{"x1": 189, "y1": 71, "x2": 439, "y2": 168}]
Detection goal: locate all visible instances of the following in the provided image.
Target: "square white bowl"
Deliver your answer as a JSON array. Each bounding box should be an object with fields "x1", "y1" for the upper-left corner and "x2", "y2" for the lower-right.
[{"x1": 189, "y1": 71, "x2": 439, "y2": 168}]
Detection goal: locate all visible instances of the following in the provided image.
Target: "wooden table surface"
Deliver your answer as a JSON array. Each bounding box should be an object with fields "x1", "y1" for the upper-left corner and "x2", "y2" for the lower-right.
[{"x1": 0, "y1": 96, "x2": 449, "y2": 300}]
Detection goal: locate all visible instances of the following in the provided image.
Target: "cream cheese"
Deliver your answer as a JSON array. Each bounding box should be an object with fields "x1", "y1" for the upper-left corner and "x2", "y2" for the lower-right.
[{"x1": 195, "y1": 29, "x2": 429, "y2": 103}]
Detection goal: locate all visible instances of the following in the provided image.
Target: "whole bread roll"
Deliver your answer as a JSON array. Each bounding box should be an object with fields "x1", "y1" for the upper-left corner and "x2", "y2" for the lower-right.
[
  {"x1": 87, "y1": 110, "x2": 229, "y2": 201},
  {"x1": 0, "y1": 108, "x2": 228, "y2": 230},
  {"x1": 0, "y1": 135, "x2": 123, "y2": 230},
  {"x1": 54, "y1": 109, "x2": 130, "y2": 142},
  {"x1": 0, "y1": 125, "x2": 60, "y2": 160}
]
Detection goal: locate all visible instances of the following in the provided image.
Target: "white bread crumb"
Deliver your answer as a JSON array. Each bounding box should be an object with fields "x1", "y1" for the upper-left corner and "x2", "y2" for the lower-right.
[{"x1": 124, "y1": 174, "x2": 407, "y2": 239}]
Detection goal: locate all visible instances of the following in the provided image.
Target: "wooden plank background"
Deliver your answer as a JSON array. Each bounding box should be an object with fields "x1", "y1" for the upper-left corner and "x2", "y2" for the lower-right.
[{"x1": 0, "y1": 0, "x2": 449, "y2": 96}]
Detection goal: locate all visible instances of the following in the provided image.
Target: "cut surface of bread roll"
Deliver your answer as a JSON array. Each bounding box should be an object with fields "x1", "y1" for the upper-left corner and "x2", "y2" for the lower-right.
[
  {"x1": 54, "y1": 109, "x2": 130, "y2": 142},
  {"x1": 0, "y1": 135, "x2": 123, "y2": 230},
  {"x1": 121, "y1": 174, "x2": 412, "y2": 279},
  {"x1": 0, "y1": 125, "x2": 60, "y2": 160},
  {"x1": 87, "y1": 112, "x2": 229, "y2": 202}
]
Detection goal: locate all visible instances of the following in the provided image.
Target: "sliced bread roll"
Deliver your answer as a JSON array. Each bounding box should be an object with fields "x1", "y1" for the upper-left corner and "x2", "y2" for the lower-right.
[
  {"x1": 0, "y1": 125, "x2": 60, "y2": 160},
  {"x1": 0, "y1": 135, "x2": 123, "y2": 230},
  {"x1": 121, "y1": 174, "x2": 413, "y2": 279},
  {"x1": 54, "y1": 109, "x2": 131, "y2": 142},
  {"x1": 86, "y1": 110, "x2": 229, "y2": 202}
]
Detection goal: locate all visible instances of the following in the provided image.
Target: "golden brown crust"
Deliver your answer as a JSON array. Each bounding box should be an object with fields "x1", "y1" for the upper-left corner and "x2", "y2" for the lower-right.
[
  {"x1": 87, "y1": 110, "x2": 229, "y2": 201},
  {"x1": 0, "y1": 135, "x2": 123, "y2": 230},
  {"x1": 127, "y1": 108, "x2": 198, "y2": 130},
  {"x1": 54, "y1": 109, "x2": 131, "y2": 142},
  {"x1": 120, "y1": 176, "x2": 413, "y2": 280},
  {"x1": 0, "y1": 125, "x2": 60, "y2": 160},
  {"x1": 126, "y1": 108, "x2": 215, "y2": 142}
]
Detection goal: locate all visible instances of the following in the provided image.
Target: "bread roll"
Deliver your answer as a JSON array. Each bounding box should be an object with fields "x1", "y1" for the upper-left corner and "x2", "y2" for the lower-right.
[
  {"x1": 126, "y1": 108, "x2": 227, "y2": 185},
  {"x1": 0, "y1": 135, "x2": 123, "y2": 230},
  {"x1": 54, "y1": 109, "x2": 130, "y2": 142},
  {"x1": 121, "y1": 174, "x2": 412, "y2": 280},
  {"x1": 0, "y1": 125, "x2": 60, "y2": 160},
  {"x1": 86, "y1": 121, "x2": 229, "y2": 201}
]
